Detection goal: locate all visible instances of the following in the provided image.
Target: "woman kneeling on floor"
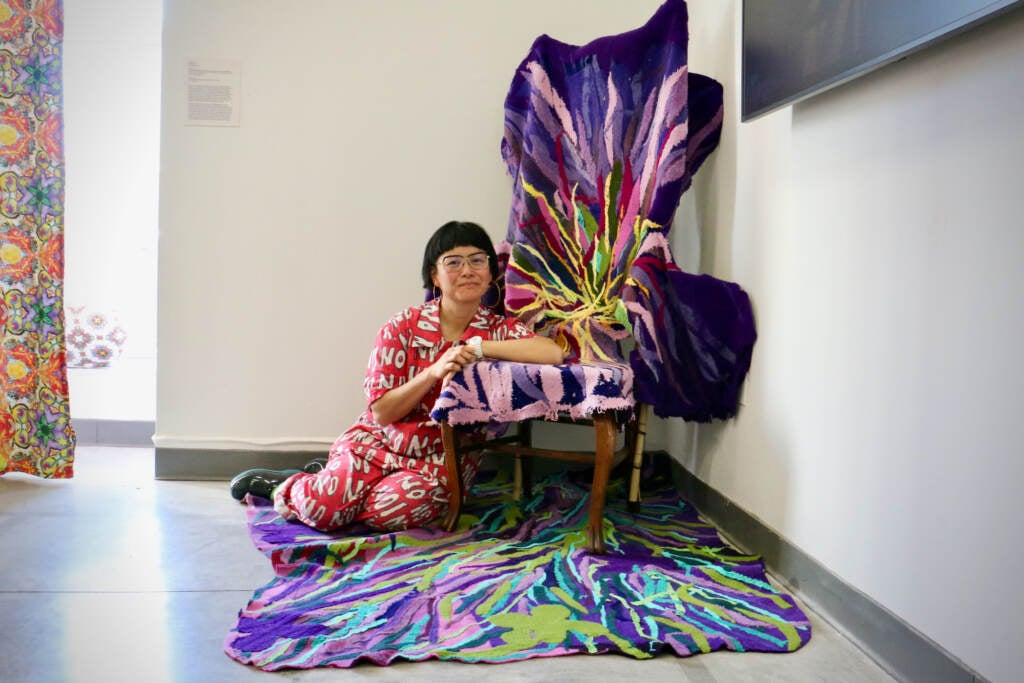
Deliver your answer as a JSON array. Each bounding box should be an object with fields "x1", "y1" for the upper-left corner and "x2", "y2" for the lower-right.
[{"x1": 229, "y1": 220, "x2": 564, "y2": 532}]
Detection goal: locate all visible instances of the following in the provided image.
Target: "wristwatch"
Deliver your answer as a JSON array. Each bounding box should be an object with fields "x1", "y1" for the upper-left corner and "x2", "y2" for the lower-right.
[{"x1": 466, "y1": 335, "x2": 484, "y2": 360}]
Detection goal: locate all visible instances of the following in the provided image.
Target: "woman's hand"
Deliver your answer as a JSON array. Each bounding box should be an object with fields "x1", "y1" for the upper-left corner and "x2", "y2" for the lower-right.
[
  {"x1": 370, "y1": 342, "x2": 478, "y2": 425},
  {"x1": 431, "y1": 343, "x2": 478, "y2": 386}
]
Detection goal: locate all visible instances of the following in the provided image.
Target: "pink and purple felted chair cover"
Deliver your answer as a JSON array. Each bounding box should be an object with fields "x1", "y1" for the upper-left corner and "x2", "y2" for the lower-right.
[
  {"x1": 440, "y1": 0, "x2": 755, "y2": 429},
  {"x1": 431, "y1": 359, "x2": 634, "y2": 427}
]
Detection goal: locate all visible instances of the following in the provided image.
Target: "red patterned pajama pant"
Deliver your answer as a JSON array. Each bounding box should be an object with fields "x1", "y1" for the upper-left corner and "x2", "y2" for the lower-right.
[{"x1": 272, "y1": 428, "x2": 480, "y2": 532}]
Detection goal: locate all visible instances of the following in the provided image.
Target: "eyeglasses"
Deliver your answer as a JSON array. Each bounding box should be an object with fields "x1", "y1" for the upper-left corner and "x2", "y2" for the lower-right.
[{"x1": 438, "y1": 253, "x2": 490, "y2": 272}]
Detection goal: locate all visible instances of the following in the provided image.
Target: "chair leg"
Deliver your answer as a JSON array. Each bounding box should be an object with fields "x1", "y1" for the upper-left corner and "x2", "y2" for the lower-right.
[
  {"x1": 587, "y1": 412, "x2": 616, "y2": 554},
  {"x1": 518, "y1": 420, "x2": 533, "y2": 499},
  {"x1": 513, "y1": 454, "x2": 524, "y2": 501},
  {"x1": 628, "y1": 403, "x2": 649, "y2": 513},
  {"x1": 440, "y1": 422, "x2": 462, "y2": 532}
]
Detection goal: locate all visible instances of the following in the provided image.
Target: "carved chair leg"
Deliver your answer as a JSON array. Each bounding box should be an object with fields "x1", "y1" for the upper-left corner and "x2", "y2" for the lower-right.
[
  {"x1": 587, "y1": 412, "x2": 616, "y2": 554},
  {"x1": 440, "y1": 422, "x2": 462, "y2": 532},
  {"x1": 628, "y1": 403, "x2": 649, "y2": 513}
]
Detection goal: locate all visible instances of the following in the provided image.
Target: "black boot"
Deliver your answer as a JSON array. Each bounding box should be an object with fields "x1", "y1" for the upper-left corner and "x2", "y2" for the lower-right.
[
  {"x1": 302, "y1": 457, "x2": 328, "y2": 473},
  {"x1": 230, "y1": 468, "x2": 301, "y2": 501}
]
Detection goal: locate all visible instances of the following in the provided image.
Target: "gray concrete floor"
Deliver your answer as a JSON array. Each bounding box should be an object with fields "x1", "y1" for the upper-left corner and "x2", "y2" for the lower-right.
[{"x1": 0, "y1": 447, "x2": 897, "y2": 682}]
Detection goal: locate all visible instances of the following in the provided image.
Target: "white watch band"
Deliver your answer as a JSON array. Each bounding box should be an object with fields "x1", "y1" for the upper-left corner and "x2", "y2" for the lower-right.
[{"x1": 467, "y1": 335, "x2": 484, "y2": 360}]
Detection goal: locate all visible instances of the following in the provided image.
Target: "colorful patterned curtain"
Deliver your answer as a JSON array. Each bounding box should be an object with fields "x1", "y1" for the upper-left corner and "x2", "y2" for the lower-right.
[{"x1": 0, "y1": 0, "x2": 75, "y2": 478}]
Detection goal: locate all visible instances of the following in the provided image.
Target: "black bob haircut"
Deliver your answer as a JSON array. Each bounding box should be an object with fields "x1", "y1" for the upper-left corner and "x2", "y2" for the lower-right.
[{"x1": 421, "y1": 220, "x2": 500, "y2": 289}]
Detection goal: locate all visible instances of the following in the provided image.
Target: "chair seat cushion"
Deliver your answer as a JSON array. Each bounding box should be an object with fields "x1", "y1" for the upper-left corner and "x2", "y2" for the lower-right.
[{"x1": 430, "y1": 360, "x2": 635, "y2": 426}]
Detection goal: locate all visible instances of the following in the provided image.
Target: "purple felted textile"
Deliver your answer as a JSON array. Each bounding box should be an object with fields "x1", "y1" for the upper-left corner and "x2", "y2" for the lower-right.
[
  {"x1": 225, "y1": 470, "x2": 811, "y2": 670},
  {"x1": 499, "y1": 0, "x2": 756, "y2": 420},
  {"x1": 430, "y1": 359, "x2": 633, "y2": 426}
]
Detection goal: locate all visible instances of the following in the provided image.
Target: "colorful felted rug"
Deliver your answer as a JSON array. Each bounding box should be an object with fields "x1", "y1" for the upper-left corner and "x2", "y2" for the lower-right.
[{"x1": 225, "y1": 470, "x2": 811, "y2": 670}]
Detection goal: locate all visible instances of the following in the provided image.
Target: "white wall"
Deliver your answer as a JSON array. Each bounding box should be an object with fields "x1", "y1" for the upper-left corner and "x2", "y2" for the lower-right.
[
  {"x1": 676, "y1": 3, "x2": 1024, "y2": 682},
  {"x1": 64, "y1": 0, "x2": 161, "y2": 421},
  {"x1": 156, "y1": 0, "x2": 675, "y2": 450}
]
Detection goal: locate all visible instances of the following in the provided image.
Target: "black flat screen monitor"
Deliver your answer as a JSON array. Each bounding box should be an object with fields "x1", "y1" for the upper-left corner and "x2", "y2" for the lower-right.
[{"x1": 742, "y1": 0, "x2": 1024, "y2": 121}]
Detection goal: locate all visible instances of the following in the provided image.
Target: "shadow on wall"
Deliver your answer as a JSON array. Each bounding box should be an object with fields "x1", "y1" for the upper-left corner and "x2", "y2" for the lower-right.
[
  {"x1": 685, "y1": 321, "x2": 797, "y2": 545},
  {"x1": 692, "y1": 0, "x2": 739, "y2": 280},
  {"x1": 677, "y1": 0, "x2": 798, "y2": 537}
]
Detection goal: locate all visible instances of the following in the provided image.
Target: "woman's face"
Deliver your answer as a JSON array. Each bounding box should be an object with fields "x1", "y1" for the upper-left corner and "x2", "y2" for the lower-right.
[{"x1": 431, "y1": 245, "x2": 492, "y2": 305}]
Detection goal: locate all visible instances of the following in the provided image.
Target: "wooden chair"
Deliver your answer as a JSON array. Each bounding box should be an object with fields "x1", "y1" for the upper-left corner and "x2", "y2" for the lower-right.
[{"x1": 432, "y1": 359, "x2": 649, "y2": 554}]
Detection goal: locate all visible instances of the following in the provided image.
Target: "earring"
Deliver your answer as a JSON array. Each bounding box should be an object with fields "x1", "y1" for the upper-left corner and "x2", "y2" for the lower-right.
[{"x1": 432, "y1": 285, "x2": 440, "y2": 300}]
